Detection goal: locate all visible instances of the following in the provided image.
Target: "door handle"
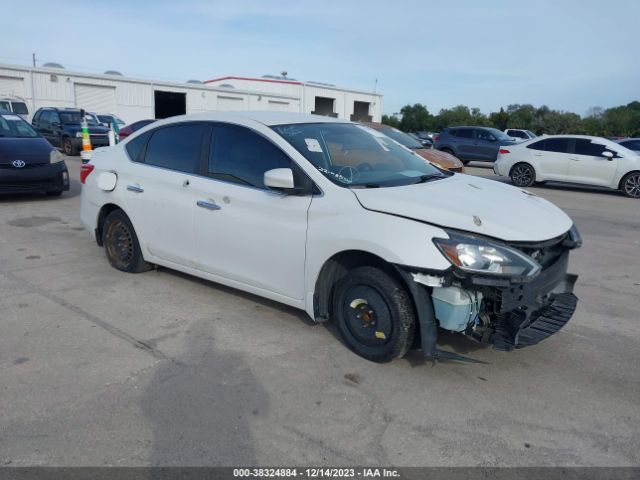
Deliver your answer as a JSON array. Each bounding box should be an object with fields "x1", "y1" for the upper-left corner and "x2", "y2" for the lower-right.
[
  {"x1": 127, "y1": 184, "x2": 144, "y2": 193},
  {"x1": 197, "y1": 199, "x2": 221, "y2": 210}
]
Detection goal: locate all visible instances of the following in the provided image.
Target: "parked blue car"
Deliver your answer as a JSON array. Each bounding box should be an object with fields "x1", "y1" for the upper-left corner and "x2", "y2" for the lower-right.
[{"x1": 433, "y1": 126, "x2": 516, "y2": 164}]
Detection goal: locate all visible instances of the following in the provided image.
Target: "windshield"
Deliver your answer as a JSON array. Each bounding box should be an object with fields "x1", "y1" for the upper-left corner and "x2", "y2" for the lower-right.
[
  {"x1": 489, "y1": 128, "x2": 512, "y2": 141},
  {"x1": 0, "y1": 114, "x2": 39, "y2": 138},
  {"x1": 526, "y1": 130, "x2": 536, "y2": 138},
  {"x1": 273, "y1": 123, "x2": 448, "y2": 187},
  {"x1": 378, "y1": 126, "x2": 424, "y2": 149},
  {"x1": 60, "y1": 112, "x2": 98, "y2": 125}
]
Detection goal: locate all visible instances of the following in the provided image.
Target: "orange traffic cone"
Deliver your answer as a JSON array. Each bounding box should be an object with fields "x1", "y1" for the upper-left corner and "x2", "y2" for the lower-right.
[{"x1": 80, "y1": 114, "x2": 93, "y2": 162}]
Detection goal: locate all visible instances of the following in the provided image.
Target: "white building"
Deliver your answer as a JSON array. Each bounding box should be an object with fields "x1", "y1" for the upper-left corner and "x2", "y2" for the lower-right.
[{"x1": 0, "y1": 63, "x2": 382, "y2": 124}]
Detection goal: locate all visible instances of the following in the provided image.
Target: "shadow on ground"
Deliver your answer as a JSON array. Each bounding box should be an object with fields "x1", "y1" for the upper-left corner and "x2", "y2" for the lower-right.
[{"x1": 141, "y1": 319, "x2": 269, "y2": 467}]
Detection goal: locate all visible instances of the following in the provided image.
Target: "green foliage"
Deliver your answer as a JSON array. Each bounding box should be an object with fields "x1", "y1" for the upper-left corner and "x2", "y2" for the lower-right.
[
  {"x1": 398, "y1": 104, "x2": 433, "y2": 132},
  {"x1": 381, "y1": 114, "x2": 400, "y2": 128},
  {"x1": 393, "y1": 101, "x2": 640, "y2": 137}
]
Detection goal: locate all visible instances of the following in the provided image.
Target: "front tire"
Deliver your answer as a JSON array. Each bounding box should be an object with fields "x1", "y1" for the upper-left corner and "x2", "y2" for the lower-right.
[
  {"x1": 102, "y1": 210, "x2": 152, "y2": 273},
  {"x1": 46, "y1": 190, "x2": 62, "y2": 197},
  {"x1": 332, "y1": 267, "x2": 415, "y2": 363},
  {"x1": 510, "y1": 163, "x2": 535, "y2": 187},
  {"x1": 62, "y1": 137, "x2": 77, "y2": 156},
  {"x1": 621, "y1": 172, "x2": 640, "y2": 198}
]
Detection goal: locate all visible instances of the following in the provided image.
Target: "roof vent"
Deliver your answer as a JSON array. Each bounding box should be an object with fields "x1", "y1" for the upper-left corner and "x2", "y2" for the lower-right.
[
  {"x1": 187, "y1": 79, "x2": 202, "y2": 84},
  {"x1": 42, "y1": 62, "x2": 65, "y2": 69},
  {"x1": 104, "y1": 70, "x2": 123, "y2": 76},
  {"x1": 219, "y1": 83, "x2": 235, "y2": 89},
  {"x1": 262, "y1": 74, "x2": 298, "y2": 81},
  {"x1": 307, "y1": 80, "x2": 336, "y2": 87}
]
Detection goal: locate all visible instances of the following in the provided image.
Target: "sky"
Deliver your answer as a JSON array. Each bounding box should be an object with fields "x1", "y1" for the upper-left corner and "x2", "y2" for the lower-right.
[{"x1": 2, "y1": 0, "x2": 639, "y2": 117}]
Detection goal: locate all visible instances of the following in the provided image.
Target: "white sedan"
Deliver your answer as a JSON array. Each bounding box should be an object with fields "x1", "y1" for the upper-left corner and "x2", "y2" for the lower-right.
[
  {"x1": 80, "y1": 112, "x2": 581, "y2": 362},
  {"x1": 494, "y1": 135, "x2": 640, "y2": 198}
]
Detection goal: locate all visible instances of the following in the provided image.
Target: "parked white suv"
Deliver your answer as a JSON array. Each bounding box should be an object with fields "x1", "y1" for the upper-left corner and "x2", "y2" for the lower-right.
[
  {"x1": 504, "y1": 129, "x2": 537, "y2": 141},
  {"x1": 494, "y1": 135, "x2": 640, "y2": 198},
  {"x1": 80, "y1": 112, "x2": 581, "y2": 362}
]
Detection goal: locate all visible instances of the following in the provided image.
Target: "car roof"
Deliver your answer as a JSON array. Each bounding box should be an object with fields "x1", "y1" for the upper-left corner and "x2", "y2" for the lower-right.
[{"x1": 153, "y1": 111, "x2": 349, "y2": 127}]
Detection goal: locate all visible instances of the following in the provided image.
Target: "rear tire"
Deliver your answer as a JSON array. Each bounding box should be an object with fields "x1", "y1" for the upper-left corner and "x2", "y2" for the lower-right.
[
  {"x1": 510, "y1": 163, "x2": 535, "y2": 187},
  {"x1": 46, "y1": 190, "x2": 62, "y2": 197},
  {"x1": 620, "y1": 172, "x2": 640, "y2": 198},
  {"x1": 332, "y1": 266, "x2": 415, "y2": 363},
  {"x1": 102, "y1": 210, "x2": 152, "y2": 273}
]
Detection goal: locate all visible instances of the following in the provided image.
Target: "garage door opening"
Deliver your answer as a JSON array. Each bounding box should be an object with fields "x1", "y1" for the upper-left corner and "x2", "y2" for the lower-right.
[
  {"x1": 312, "y1": 96, "x2": 337, "y2": 118},
  {"x1": 350, "y1": 101, "x2": 372, "y2": 122},
  {"x1": 154, "y1": 90, "x2": 186, "y2": 119}
]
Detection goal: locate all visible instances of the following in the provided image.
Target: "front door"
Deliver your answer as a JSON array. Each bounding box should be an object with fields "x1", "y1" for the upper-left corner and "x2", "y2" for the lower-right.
[
  {"x1": 568, "y1": 138, "x2": 619, "y2": 187},
  {"x1": 191, "y1": 123, "x2": 312, "y2": 300}
]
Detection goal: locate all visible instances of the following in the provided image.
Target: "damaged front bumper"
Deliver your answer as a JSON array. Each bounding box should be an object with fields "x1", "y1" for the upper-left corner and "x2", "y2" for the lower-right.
[{"x1": 398, "y1": 243, "x2": 579, "y2": 360}]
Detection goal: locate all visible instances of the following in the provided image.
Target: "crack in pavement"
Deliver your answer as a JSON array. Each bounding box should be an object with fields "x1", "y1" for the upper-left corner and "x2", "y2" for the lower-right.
[{"x1": 2, "y1": 268, "x2": 182, "y2": 365}]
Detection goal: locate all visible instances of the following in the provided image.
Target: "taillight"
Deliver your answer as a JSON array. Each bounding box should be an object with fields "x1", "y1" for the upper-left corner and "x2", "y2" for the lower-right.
[
  {"x1": 434, "y1": 135, "x2": 441, "y2": 141},
  {"x1": 80, "y1": 164, "x2": 95, "y2": 184},
  {"x1": 499, "y1": 149, "x2": 510, "y2": 154}
]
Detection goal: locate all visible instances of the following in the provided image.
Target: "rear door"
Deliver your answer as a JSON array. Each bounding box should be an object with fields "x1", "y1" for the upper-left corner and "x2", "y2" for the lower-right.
[
  {"x1": 451, "y1": 128, "x2": 475, "y2": 160},
  {"x1": 568, "y1": 138, "x2": 619, "y2": 187},
  {"x1": 527, "y1": 137, "x2": 571, "y2": 181},
  {"x1": 121, "y1": 122, "x2": 209, "y2": 267},
  {"x1": 190, "y1": 123, "x2": 312, "y2": 300}
]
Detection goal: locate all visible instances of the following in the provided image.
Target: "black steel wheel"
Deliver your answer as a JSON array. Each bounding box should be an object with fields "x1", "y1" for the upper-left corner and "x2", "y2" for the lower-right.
[
  {"x1": 62, "y1": 137, "x2": 76, "y2": 156},
  {"x1": 102, "y1": 210, "x2": 151, "y2": 273},
  {"x1": 332, "y1": 266, "x2": 415, "y2": 363},
  {"x1": 510, "y1": 163, "x2": 535, "y2": 187},
  {"x1": 621, "y1": 172, "x2": 640, "y2": 198}
]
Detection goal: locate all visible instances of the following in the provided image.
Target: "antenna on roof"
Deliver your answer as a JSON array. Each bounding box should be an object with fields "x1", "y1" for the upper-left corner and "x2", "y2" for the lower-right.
[
  {"x1": 373, "y1": 78, "x2": 378, "y2": 94},
  {"x1": 281, "y1": 70, "x2": 288, "y2": 79}
]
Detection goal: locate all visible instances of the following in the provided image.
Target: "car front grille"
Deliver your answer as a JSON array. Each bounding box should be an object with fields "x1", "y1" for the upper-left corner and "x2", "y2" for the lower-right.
[{"x1": 0, "y1": 163, "x2": 49, "y2": 169}]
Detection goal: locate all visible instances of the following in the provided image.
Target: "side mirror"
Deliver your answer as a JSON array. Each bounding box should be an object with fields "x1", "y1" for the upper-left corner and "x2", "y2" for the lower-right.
[
  {"x1": 601, "y1": 151, "x2": 614, "y2": 160},
  {"x1": 265, "y1": 168, "x2": 296, "y2": 191},
  {"x1": 52, "y1": 122, "x2": 61, "y2": 128}
]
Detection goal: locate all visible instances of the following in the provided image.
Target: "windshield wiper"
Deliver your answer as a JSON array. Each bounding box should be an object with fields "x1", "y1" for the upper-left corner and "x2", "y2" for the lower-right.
[{"x1": 413, "y1": 174, "x2": 446, "y2": 184}]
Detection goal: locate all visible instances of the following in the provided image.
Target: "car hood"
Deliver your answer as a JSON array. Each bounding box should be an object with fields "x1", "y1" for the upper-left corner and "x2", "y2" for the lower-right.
[
  {"x1": 414, "y1": 148, "x2": 462, "y2": 169},
  {"x1": 0, "y1": 137, "x2": 54, "y2": 164},
  {"x1": 352, "y1": 174, "x2": 573, "y2": 242}
]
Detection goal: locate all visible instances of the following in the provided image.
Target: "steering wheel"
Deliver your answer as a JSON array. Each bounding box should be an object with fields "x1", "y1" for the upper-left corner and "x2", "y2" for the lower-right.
[
  {"x1": 337, "y1": 165, "x2": 360, "y2": 184},
  {"x1": 357, "y1": 162, "x2": 374, "y2": 172}
]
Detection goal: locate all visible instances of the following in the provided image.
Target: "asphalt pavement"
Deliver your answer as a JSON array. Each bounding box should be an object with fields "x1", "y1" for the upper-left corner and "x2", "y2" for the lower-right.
[{"x1": 0, "y1": 157, "x2": 638, "y2": 467}]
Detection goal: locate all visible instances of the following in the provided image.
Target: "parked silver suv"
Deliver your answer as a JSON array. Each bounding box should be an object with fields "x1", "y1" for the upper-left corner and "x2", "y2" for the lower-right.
[{"x1": 433, "y1": 126, "x2": 516, "y2": 164}]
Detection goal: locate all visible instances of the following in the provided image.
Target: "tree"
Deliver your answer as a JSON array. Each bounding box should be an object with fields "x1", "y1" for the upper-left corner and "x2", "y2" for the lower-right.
[
  {"x1": 381, "y1": 114, "x2": 400, "y2": 128},
  {"x1": 489, "y1": 107, "x2": 510, "y2": 130},
  {"x1": 398, "y1": 104, "x2": 432, "y2": 132}
]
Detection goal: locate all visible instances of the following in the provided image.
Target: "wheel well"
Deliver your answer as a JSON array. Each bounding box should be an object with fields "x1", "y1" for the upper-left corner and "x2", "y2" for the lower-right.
[
  {"x1": 313, "y1": 250, "x2": 407, "y2": 321},
  {"x1": 618, "y1": 170, "x2": 640, "y2": 190},
  {"x1": 95, "y1": 203, "x2": 124, "y2": 246}
]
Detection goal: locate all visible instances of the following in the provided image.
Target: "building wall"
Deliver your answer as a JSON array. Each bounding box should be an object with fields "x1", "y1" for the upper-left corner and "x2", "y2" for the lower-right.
[
  {"x1": 0, "y1": 64, "x2": 300, "y2": 124},
  {"x1": 204, "y1": 77, "x2": 383, "y2": 122},
  {"x1": 0, "y1": 64, "x2": 382, "y2": 124}
]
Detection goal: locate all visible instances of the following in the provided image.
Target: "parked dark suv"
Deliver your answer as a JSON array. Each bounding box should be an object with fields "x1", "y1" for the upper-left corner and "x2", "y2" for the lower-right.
[
  {"x1": 32, "y1": 108, "x2": 110, "y2": 156},
  {"x1": 433, "y1": 126, "x2": 516, "y2": 164}
]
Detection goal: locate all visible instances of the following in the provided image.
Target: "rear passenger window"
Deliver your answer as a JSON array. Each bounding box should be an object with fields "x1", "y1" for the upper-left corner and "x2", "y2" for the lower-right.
[
  {"x1": 144, "y1": 124, "x2": 208, "y2": 173},
  {"x1": 527, "y1": 140, "x2": 546, "y2": 151},
  {"x1": 573, "y1": 139, "x2": 606, "y2": 156},
  {"x1": 209, "y1": 124, "x2": 291, "y2": 188},
  {"x1": 455, "y1": 129, "x2": 473, "y2": 139},
  {"x1": 125, "y1": 131, "x2": 152, "y2": 163},
  {"x1": 544, "y1": 138, "x2": 570, "y2": 153}
]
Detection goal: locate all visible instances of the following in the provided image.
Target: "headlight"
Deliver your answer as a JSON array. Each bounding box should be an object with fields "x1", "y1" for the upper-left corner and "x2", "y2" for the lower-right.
[
  {"x1": 433, "y1": 233, "x2": 541, "y2": 278},
  {"x1": 50, "y1": 150, "x2": 65, "y2": 164},
  {"x1": 75, "y1": 132, "x2": 83, "y2": 138}
]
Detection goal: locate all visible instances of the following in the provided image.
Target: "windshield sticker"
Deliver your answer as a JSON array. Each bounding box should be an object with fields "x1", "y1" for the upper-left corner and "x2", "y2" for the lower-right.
[
  {"x1": 304, "y1": 138, "x2": 323, "y2": 153},
  {"x1": 1, "y1": 114, "x2": 22, "y2": 121},
  {"x1": 317, "y1": 167, "x2": 352, "y2": 184}
]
